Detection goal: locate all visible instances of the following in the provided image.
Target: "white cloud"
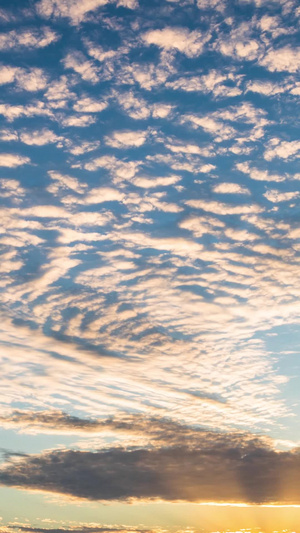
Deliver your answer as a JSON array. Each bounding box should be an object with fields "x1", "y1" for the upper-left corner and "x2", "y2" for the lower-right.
[
  {"x1": 48, "y1": 171, "x2": 87, "y2": 195},
  {"x1": 152, "y1": 104, "x2": 174, "y2": 118},
  {"x1": 0, "y1": 153, "x2": 30, "y2": 167},
  {"x1": 84, "y1": 187, "x2": 124, "y2": 204},
  {"x1": 246, "y1": 80, "x2": 288, "y2": 96},
  {"x1": 20, "y1": 129, "x2": 61, "y2": 146},
  {"x1": 127, "y1": 52, "x2": 175, "y2": 90},
  {"x1": 179, "y1": 215, "x2": 225, "y2": 238},
  {"x1": 0, "y1": 65, "x2": 19, "y2": 85},
  {"x1": 142, "y1": 27, "x2": 208, "y2": 57},
  {"x1": 183, "y1": 114, "x2": 236, "y2": 141},
  {"x1": 116, "y1": 0, "x2": 138, "y2": 8},
  {"x1": 132, "y1": 175, "x2": 181, "y2": 188},
  {"x1": 36, "y1": 0, "x2": 137, "y2": 25},
  {"x1": 16, "y1": 68, "x2": 49, "y2": 92},
  {"x1": 62, "y1": 115, "x2": 96, "y2": 127},
  {"x1": 186, "y1": 199, "x2": 263, "y2": 215},
  {"x1": 105, "y1": 130, "x2": 148, "y2": 148},
  {"x1": 73, "y1": 97, "x2": 108, "y2": 113},
  {"x1": 0, "y1": 129, "x2": 18, "y2": 142},
  {"x1": 199, "y1": 164, "x2": 216, "y2": 173},
  {"x1": 63, "y1": 52, "x2": 100, "y2": 83},
  {"x1": 225, "y1": 228, "x2": 259, "y2": 241},
  {"x1": 0, "y1": 66, "x2": 48, "y2": 91},
  {"x1": 213, "y1": 182, "x2": 250, "y2": 195},
  {"x1": 0, "y1": 102, "x2": 53, "y2": 122},
  {"x1": 45, "y1": 76, "x2": 76, "y2": 106},
  {"x1": 21, "y1": 205, "x2": 70, "y2": 218},
  {"x1": 264, "y1": 139, "x2": 300, "y2": 161},
  {"x1": 115, "y1": 91, "x2": 151, "y2": 120},
  {"x1": 86, "y1": 42, "x2": 119, "y2": 62},
  {"x1": 0, "y1": 27, "x2": 59, "y2": 50},
  {"x1": 83, "y1": 155, "x2": 141, "y2": 183},
  {"x1": 260, "y1": 46, "x2": 300, "y2": 72},
  {"x1": 197, "y1": 0, "x2": 225, "y2": 9},
  {"x1": 216, "y1": 22, "x2": 261, "y2": 62},
  {"x1": 66, "y1": 140, "x2": 101, "y2": 155},
  {"x1": 236, "y1": 162, "x2": 285, "y2": 182},
  {"x1": 264, "y1": 189, "x2": 299, "y2": 203},
  {"x1": 167, "y1": 71, "x2": 242, "y2": 99}
]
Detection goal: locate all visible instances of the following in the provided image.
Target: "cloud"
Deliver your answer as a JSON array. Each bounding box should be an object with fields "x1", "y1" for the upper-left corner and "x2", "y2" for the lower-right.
[
  {"x1": 125, "y1": 52, "x2": 176, "y2": 90},
  {"x1": 84, "y1": 187, "x2": 124, "y2": 204},
  {"x1": 179, "y1": 215, "x2": 225, "y2": 239},
  {"x1": 213, "y1": 183, "x2": 250, "y2": 195},
  {"x1": 263, "y1": 189, "x2": 299, "y2": 203},
  {"x1": 0, "y1": 410, "x2": 223, "y2": 439},
  {"x1": 216, "y1": 22, "x2": 262, "y2": 63},
  {"x1": 47, "y1": 171, "x2": 87, "y2": 195},
  {"x1": 0, "y1": 102, "x2": 53, "y2": 121},
  {"x1": 15, "y1": 68, "x2": 49, "y2": 92},
  {"x1": 264, "y1": 139, "x2": 300, "y2": 161},
  {"x1": 132, "y1": 175, "x2": 181, "y2": 188},
  {"x1": 141, "y1": 27, "x2": 208, "y2": 57},
  {"x1": 63, "y1": 52, "x2": 100, "y2": 83},
  {"x1": 0, "y1": 153, "x2": 30, "y2": 167},
  {"x1": 65, "y1": 140, "x2": 101, "y2": 155},
  {"x1": 0, "y1": 428, "x2": 299, "y2": 504},
  {"x1": 36, "y1": 0, "x2": 137, "y2": 25},
  {"x1": 73, "y1": 97, "x2": 108, "y2": 113},
  {"x1": 62, "y1": 115, "x2": 97, "y2": 127},
  {"x1": 0, "y1": 65, "x2": 19, "y2": 85},
  {"x1": 186, "y1": 199, "x2": 263, "y2": 215},
  {"x1": 0, "y1": 410, "x2": 102, "y2": 434},
  {"x1": 83, "y1": 154, "x2": 141, "y2": 183},
  {"x1": 114, "y1": 91, "x2": 151, "y2": 120},
  {"x1": 197, "y1": 0, "x2": 225, "y2": 10},
  {"x1": 10, "y1": 527, "x2": 149, "y2": 533},
  {"x1": 105, "y1": 130, "x2": 149, "y2": 148},
  {"x1": 246, "y1": 80, "x2": 289, "y2": 96},
  {"x1": 236, "y1": 162, "x2": 286, "y2": 182},
  {"x1": 260, "y1": 46, "x2": 300, "y2": 72},
  {"x1": 167, "y1": 71, "x2": 242, "y2": 98},
  {"x1": 45, "y1": 75, "x2": 76, "y2": 107},
  {"x1": 0, "y1": 66, "x2": 48, "y2": 91},
  {"x1": 0, "y1": 27, "x2": 59, "y2": 50},
  {"x1": 20, "y1": 129, "x2": 61, "y2": 146},
  {"x1": 224, "y1": 228, "x2": 259, "y2": 241},
  {"x1": 183, "y1": 115, "x2": 236, "y2": 141}
]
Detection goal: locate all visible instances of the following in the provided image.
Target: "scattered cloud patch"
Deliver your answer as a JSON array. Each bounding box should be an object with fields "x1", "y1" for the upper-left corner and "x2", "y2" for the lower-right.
[{"x1": 142, "y1": 27, "x2": 208, "y2": 57}]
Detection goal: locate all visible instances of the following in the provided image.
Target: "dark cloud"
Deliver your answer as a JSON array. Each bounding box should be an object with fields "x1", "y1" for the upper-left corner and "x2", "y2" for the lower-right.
[
  {"x1": 0, "y1": 429, "x2": 299, "y2": 504},
  {"x1": 0, "y1": 410, "x2": 104, "y2": 432},
  {"x1": 12, "y1": 527, "x2": 150, "y2": 533},
  {"x1": 0, "y1": 410, "x2": 227, "y2": 444}
]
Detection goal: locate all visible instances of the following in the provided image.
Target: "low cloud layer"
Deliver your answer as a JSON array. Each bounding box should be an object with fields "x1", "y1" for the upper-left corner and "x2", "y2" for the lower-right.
[{"x1": 0, "y1": 430, "x2": 299, "y2": 504}]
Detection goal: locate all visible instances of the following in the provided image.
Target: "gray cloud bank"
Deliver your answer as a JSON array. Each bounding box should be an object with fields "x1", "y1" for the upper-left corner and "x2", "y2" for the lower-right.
[{"x1": 0, "y1": 422, "x2": 299, "y2": 504}]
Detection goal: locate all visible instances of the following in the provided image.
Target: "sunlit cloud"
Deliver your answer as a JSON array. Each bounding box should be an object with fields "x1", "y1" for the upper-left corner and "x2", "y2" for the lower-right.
[{"x1": 0, "y1": 1, "x2": 299, "y2": 531}]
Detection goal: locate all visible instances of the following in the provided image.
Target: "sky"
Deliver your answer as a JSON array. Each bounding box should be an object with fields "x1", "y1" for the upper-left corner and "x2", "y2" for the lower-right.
[{"x1": 0, "y1": 0, "x2": 300, "y2": 532}]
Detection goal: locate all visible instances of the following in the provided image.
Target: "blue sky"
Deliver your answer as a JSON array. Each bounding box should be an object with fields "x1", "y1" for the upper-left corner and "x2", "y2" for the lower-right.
[{"x1": 0, "y1": 0, "x2": 300, "y2": 532}]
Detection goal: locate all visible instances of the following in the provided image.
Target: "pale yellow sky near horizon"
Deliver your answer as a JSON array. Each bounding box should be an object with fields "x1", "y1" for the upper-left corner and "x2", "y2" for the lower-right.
[{"x1": 1, "y1": 488, "x2": 300, "y2": 533}]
